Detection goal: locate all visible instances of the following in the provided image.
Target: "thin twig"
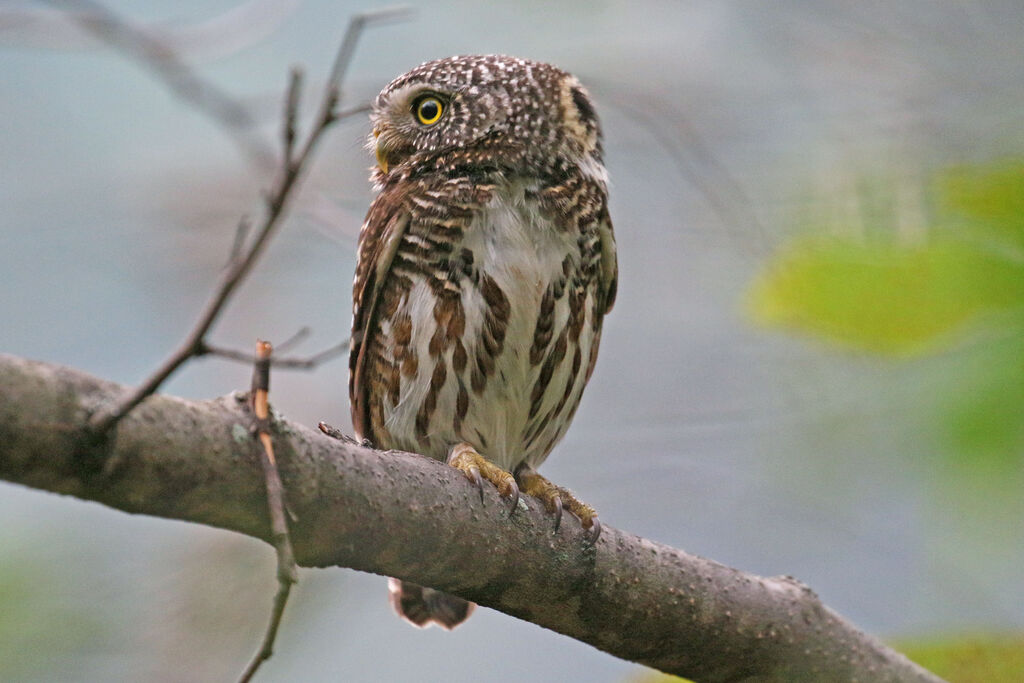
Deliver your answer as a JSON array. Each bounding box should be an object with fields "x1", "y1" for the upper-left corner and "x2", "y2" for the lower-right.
[
  {"x1": 228, "y1": 217, "x2": 252, "y2": 266},
  {"x1": 326, "y1": 6, "x2": 413, "y2": 89},
  {"x1": 199, "y1": 335, "x2": 349, "y2": 370},
  {"x1": 238, "y1": 340, "x2": 298, "y2": 683},
  {"x1": 317, "y1": 420, "x2": 360, "y2": 445},
  {"x1": 335, "y1": 103, "x2": 373, "y2": 120},
  {"x1": 86, "y1": 8, "x2": 407, "y2": 437},
  {"x1": 272, "y1": 326, "x2": 311, "y2": 354},
  {"x1": 282, "y1": 67, "x2": 302, "y2": 167}
]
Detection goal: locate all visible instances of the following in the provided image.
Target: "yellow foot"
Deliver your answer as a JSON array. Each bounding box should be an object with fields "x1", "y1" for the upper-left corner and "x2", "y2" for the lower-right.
[
  {"x1": 447, "y1": 442, "x2": 519, "y2": 511},
  {"x1": 515, "y1": 466, "x2": 601, "y2": 543}
]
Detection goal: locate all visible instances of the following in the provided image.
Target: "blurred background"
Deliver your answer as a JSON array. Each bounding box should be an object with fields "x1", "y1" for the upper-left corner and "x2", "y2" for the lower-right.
[{"x1": 2, "y1": 1, "x2": 1023, "y2": 681}]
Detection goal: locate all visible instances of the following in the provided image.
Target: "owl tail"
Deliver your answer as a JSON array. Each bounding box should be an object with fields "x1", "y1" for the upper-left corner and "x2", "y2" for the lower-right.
[{"x1": 388, "y1": 578, "x2": 475, "y2": 630}]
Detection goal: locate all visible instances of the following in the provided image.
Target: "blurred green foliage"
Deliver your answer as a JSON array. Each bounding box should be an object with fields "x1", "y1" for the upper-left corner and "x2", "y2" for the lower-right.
[
  {"x1": 897, "y1": 633, "x2": 1024, "y2": 683},
  {"x1": 939, "y1": 159, "x2": 1024, "y2": 250},
  {"x1": 748, "y1": 158, "x2": 1024, "y2": 466},
  {"x1": 748, "y1": 238, "x2": 1024, "y2": 354},
  {"x1": 629, "y1": 671, "x2": 693, "y2": 683},
  {"x1": 628, "y1": 633, "x2": 1024, "y2": 683},
  {"x1": 0, "y1": 559, "x2": 104, "y2": 681}
]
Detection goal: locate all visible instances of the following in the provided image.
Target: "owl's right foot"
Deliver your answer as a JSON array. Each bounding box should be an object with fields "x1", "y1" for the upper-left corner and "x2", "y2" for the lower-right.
[
  {"x1": 447, "y1": 442, "x2": 519, "y2": 512},
  {"x1": 515, "y1": 465, "x2": 601, "y2": 543}
]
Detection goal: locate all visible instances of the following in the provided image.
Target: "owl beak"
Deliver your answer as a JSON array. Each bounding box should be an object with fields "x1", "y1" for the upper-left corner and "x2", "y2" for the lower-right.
[{"x1": 373, "y1": 128, "x2": 389, "y2": 174}]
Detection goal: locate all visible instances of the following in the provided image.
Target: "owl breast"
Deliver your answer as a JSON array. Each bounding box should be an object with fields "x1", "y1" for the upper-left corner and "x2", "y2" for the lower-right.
[{"x1": 365, "y1": 178, "x2": 606, "y2": 472}]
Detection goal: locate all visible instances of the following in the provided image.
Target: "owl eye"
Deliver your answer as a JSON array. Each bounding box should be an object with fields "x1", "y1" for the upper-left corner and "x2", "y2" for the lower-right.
[{"x1": 413, "y1": 95, "x2": 444, "y2": 125}]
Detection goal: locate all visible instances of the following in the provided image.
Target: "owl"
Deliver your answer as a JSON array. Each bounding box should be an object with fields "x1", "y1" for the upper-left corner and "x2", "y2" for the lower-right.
[{"x1": 349, "y1": 54, "x2": 617, "y2": 629}]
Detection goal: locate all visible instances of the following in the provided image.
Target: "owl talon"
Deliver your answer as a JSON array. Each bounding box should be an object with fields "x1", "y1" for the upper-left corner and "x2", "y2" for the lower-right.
[
  {"x1": 468, "y1": 465, "x2": 484, "y2": 501},
  {"x1": 447, "y1": 442, "x2": 517, "y2": 510},
  {"x1": 515, "y1": 466, "x2": 597, "y2": 538},
  {"x1": 506, "y1": 479, "x2": 520, "y2": 516}
]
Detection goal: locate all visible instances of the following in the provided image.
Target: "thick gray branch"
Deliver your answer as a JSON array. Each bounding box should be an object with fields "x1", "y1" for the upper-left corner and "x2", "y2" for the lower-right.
[{"x1": 0, "y1": 353, "x2": 941, "y2": 683}]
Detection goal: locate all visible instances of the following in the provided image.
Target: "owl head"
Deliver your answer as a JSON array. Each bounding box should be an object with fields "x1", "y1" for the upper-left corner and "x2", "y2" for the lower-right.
[{"x1": 369, "y1": 55, "x2": 604, "y2": 181}]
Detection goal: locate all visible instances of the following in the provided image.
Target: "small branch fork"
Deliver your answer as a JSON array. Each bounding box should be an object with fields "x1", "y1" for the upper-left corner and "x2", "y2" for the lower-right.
[
  {"x1": 199, "y1": 327, "x2": 349, "y2": 370},
  {"x1": 84, "y1": 6, "x2": 412, "y2": 438},
  {"x1": 238, "y1": 341, "x2": 298, "y2": 683}
]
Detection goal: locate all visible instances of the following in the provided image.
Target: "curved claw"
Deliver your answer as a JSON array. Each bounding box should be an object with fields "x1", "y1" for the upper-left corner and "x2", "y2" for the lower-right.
[
  {"x1": 468, "y1": 465, "x2": 484, "y2": 502},
  {"x1": 552, "y1": 495, "x2": 563, "y2": 533},
  {"x1": 584, "y1": 516, "x2": 602, "y2": 544},
  {"x1": 506, "y1": 478, "x2": 520, "y2": 515}
]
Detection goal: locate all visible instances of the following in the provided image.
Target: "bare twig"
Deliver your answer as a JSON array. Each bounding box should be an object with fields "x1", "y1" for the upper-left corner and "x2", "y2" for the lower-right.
[
  {"x1": 198, "y1": 335, "x2": 349, "y2": 370},
  {"x1": 228, "y1": 217, "x2": 252, "y2": 265},
  {"x1": 282, "y1": 67, "x2": 302, "y2": 167},
  {"x1": 270, "y1": 326, "x2": 311, "y2": 354},
  {"x1": 238, "y1": 341, "x2": 298, "y2": 683},
  {"x1": 326, "y1": 6, "x2": 412, "y2": 89},
  {"x1": 85, "y1": 8, "x2": 409, "y2": 437},
  {"x1": 335, "y1": 103, "x2": 373, "y2": 120},
  {"x1": 317, "y1": 420, "x2": 359, "y2": 445}
]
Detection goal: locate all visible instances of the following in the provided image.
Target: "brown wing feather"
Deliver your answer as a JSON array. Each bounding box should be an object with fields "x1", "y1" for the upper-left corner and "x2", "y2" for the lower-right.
[
  {"x1": 349, "y1": 185, "x2": 410, "y2": 442},
  {"x1": 598, "y1": 210, "x2": 618, "y2": 314}
]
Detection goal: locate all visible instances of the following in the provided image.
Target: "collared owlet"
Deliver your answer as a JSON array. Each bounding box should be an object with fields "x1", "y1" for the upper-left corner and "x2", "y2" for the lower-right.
[{"x1": 349, "y1": 54, "x2": 617, "y2": 630}]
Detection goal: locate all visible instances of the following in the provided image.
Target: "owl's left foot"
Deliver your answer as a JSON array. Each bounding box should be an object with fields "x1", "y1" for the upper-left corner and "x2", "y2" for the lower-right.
[
  {"x1": 515, "y1": 466, "x2": 601, "y2": 543},
  {"x1": 447, "y1": 442, "x2": 519, "y2": 512}
]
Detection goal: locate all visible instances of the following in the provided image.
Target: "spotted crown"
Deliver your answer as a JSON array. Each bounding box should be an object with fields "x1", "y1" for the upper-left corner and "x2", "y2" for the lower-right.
[{"x1": 370, "y1": 54, "x2": 604, "y2": 183}]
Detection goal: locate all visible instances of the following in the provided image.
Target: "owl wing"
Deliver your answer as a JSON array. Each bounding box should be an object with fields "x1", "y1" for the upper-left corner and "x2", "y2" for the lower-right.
[
  {"x1": 597, "y1": 209, "x2": 618, "y2": 314},
  {"x1": 349, "y1": 186, "x2": 410, "y2": 442}
]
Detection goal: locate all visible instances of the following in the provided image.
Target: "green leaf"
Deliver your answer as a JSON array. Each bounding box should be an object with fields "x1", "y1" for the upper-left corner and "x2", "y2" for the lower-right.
[
  {"x1": 748, "y1": 157, "x2": 1024, "y2": 471},
  {"x1": 747, "y1": 237, "x2": 1024, "y2": 355},
  {"x1": 936, "y1": 158, "x2": 1024, "y2": 248}
]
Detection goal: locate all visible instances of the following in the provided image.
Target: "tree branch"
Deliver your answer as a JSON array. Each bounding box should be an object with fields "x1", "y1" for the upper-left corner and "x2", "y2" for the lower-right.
[{"x1": 0, "y1": 353, "x2": 942, "y2": 683}]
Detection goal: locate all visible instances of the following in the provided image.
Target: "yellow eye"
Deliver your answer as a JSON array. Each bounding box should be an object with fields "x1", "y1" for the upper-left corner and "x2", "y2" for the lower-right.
[{"x1": 414, "y1": 95, "x2": 444, "y2": 125}]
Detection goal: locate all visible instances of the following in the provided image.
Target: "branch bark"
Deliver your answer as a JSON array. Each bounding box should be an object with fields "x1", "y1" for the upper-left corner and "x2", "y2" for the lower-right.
[{"x1": 0, "y1": 353, "x2": 943, "y2": 683}]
